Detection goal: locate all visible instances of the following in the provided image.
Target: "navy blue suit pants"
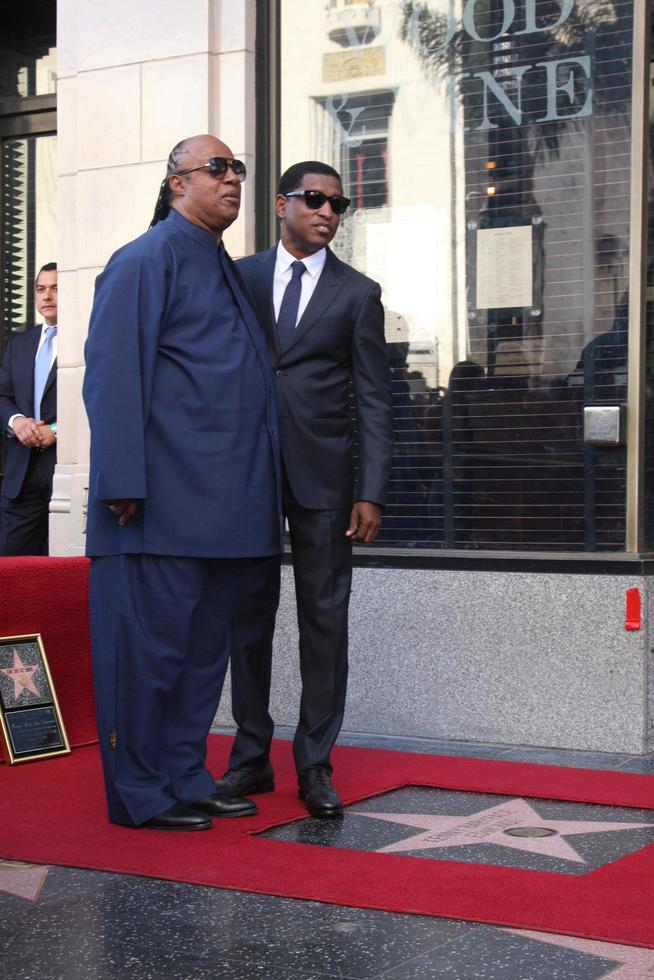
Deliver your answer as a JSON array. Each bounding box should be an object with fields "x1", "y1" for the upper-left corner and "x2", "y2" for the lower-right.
[{"x1": 90, "y1": 554, "x2": 251, "y2": 826}]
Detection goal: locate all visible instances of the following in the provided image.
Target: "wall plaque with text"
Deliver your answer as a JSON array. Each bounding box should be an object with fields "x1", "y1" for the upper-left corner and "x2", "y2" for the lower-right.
[
  {"x1": 0, "y1": 634, "x2": 70, "y2": 764},
  {"x1": 476, "y1": 226, "x2": 534, "y2": 310}
]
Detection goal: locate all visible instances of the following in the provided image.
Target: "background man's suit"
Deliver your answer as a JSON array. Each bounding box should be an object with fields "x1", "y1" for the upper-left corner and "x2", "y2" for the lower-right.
[
  {"x1": 0, "y1": 326, "x2": 57, "y2": 555},
  {"x1": 230, "y1": 244, "x2": 393, "y2": 776}
]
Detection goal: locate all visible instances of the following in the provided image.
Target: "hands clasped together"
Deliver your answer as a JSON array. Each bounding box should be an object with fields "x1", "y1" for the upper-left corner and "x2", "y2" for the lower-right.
[{"x1": 12, "y1": 416, "x2": 56, "y2": 450}]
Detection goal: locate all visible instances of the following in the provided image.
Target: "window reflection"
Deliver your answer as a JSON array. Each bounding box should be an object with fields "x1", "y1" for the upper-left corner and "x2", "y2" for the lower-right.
[{"x1": 280, "y1": 0, "x2": 634, "y2": 551}]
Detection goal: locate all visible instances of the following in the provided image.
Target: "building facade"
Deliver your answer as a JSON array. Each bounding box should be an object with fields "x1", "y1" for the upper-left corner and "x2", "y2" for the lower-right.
[{"x1": 2, "y1": 0, "x2": 653, "y2": 752}]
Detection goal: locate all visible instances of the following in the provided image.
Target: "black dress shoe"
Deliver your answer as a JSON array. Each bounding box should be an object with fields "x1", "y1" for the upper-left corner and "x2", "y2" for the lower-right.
[
  {"x1": 214, "y1": 763, "x2": 275, "y2": 798},
  {"x1": 188, "y1": 791, "x2": 258, "y2": 818},
  {"x1": 298, "y1": 767, "x2": 343, "y2": 819},
  {"x1": 141, "y1": 803, "x2": 212, "y2": 831}
]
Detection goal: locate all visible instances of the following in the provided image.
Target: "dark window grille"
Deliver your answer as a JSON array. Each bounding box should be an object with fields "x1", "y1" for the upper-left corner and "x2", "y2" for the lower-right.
[
  {"x1": 346, "y1": 139, "x2": 388, "y2": 209},
  {"x1": 2, "y1": 138, "x2": 36, "y2": 345}
]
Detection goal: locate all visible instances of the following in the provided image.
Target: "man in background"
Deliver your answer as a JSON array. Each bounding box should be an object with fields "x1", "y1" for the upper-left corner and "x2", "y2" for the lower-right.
[
  {"x1": 0, "y1": 262, "x2": 58, "y2": 555},
  {"x1": 216, "y1": 161, "x2": 393, "y2": 818}
]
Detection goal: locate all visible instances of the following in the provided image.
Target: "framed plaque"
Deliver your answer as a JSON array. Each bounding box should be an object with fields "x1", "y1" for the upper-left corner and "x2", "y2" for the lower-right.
[
  {"x1": 0, "y1": 634, "x2": 70, "y2": 764},
  {"x1": 466, "y1": 217, "x2": 544, "y2": 321}
]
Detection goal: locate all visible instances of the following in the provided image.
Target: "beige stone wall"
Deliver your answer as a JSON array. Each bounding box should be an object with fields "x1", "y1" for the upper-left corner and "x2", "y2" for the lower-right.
[{"x1": 50, "y1": 0, "x2": 257, "y2": 555}]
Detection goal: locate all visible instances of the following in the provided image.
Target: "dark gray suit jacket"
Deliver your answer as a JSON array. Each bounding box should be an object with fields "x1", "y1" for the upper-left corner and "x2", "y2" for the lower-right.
[{"x1": 236, "y1": 245, "x2": 393, "y2": 510}]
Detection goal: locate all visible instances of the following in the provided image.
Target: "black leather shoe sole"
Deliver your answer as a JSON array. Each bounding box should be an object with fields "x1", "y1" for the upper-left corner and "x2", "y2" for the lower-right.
[
  {"x1": 141, "y1": 805, "x2": 212, "y2": 831},
  {"x1": 142, "y1": 818, "x2": 212, "y2": 831},
  {"x1": 189, "y1": 795, "x2": 258, "y2": 818}
]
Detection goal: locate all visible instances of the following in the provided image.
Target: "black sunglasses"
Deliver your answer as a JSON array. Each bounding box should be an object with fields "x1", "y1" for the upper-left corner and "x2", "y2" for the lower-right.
[
  {"x1": 284, "y1": 190, "x2": 350, "y2": 215},
  {"x1": 176, "y1": 157, "x2": 247, "y2": 182}
]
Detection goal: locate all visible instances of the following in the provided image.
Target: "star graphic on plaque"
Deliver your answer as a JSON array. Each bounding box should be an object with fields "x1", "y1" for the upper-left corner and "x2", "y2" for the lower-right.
[
  {"x1": 0, "y1": 650, "x2": 40, "y2": 700},
  {"x1": 352, "y1": 798, "x2": 654, "y2": 863}
]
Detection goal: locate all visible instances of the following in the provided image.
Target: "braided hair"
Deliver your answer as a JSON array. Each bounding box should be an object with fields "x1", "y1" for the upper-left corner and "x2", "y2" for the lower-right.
[{"x1": 149, "y1": 138, "x2": 192, "y2": 227}]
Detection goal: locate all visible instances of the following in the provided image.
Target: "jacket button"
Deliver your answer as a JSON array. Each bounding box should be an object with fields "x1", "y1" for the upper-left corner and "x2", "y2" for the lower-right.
[{"x1": 275, "y1": 369, "x2": 286, "y2": 377}]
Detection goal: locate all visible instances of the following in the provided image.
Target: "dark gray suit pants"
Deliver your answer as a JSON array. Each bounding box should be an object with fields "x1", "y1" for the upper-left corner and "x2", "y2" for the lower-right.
[
  {"x1": 0, "y1": 446, "x2": 55, "y2": 556},
  {"x1": 229, "y1": 470, "x2": 352, "y2": 775}
]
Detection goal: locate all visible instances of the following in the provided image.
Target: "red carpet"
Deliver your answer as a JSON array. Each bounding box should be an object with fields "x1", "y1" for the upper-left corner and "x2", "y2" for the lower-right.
[
  {"x1": 2, "y1": 557, "x2": 653, "y2": 945},
  {"x1": 1, "y1": 735, "x2": 654, "y2": 948},
  {"x1": 0, "y1": 557, "x2": 97, "y2": 750}
]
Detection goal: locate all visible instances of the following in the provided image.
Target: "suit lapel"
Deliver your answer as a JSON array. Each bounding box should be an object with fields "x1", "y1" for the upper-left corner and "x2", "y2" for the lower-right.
[
  {"x1": 41, "y1": 359, "x2": 57, "y2": 402},
  {"x1": 280, "y1": 248, "x2": 342, "y2": 357},
  {"x1": 221, "y1": 249, "x2": 269, "y2": 361},
  {"x1": 23, "y1": 326, "x2": 42, "y2": 413},
  {"x1": 222, "y1": 250, "x2": 261, "y2": 350},
  {"x1": 251, "y1": 250, "x2": 278, "y2": 356}
]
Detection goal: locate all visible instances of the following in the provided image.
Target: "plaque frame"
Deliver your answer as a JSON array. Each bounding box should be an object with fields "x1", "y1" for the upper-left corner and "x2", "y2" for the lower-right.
[{"x1": 0, "y1": 633, "x2": 70, "y2": 764}]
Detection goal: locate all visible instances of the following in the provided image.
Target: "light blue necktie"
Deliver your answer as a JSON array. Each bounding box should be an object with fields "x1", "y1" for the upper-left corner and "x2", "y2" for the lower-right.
[
  {"x1": 276, "y1": 261, "x2": 306, "y2": 351},
  {"x1": 33, "y1": 326, "x2": 56, "y2": 419}
]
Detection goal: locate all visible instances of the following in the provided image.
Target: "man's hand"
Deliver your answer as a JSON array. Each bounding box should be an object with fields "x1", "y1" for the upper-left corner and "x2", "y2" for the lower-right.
[
  {"x1": 103, "y1": 499, "x2": 139, "y2": 526},
  {"x1": 346, "y1": 501, "x2": 382, "y2": 544},
  {"x1": 35, "y1": 421, "x2": 56, "y2": 449},
  {"x1": 12, "y1": 416, "x2": 45, "y2": 448}
]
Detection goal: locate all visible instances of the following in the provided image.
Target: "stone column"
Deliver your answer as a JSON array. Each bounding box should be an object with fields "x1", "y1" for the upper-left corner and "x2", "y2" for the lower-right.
[{"x1": 50, "y1": 0, "x2": 257, "y2": 554}]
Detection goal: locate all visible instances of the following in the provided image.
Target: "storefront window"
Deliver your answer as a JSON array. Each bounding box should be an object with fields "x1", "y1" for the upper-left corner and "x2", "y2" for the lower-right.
[{"x1": 277, "y1": 0, "x2": 636, "y2": 551}]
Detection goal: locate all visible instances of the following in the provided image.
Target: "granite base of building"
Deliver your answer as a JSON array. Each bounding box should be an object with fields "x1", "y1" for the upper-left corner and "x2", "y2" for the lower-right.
[{"x1": 216, "y1": 565, "x2": 654, "y2": 755}]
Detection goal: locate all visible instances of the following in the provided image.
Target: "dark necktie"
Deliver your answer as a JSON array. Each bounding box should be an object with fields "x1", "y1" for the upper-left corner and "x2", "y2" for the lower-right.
[
  {"x1": 34, "y1": 326, "x2": 56, "y2": 419},
  {"x1": 276, "y1": 260, "x2": 306, "y2": 351}
]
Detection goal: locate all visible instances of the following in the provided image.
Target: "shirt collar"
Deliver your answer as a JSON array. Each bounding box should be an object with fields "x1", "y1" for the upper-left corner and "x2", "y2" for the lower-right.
[
  {"x1": 166, "y1": 208, "x2": 221, "y2": 253},
  {"x1": 276, "y1": 241, "x2": 326, "y2": 280}
]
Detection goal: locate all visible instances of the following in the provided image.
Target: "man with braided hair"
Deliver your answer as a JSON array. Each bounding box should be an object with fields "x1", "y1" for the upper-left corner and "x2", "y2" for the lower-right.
[{"x1": 83, "y1": 135, "x2": 282, "y2": 831}]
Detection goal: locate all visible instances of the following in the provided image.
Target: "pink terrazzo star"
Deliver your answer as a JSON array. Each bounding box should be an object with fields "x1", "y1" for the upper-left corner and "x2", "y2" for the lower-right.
[
  {"x1": 507, "y1": 928, "x2": 654, "y2": 978},
  {"x1": 0, "y1": 861, "x2": 48, "y2": 901},
  {"x1": 0, "y1": 650, "x2": 40, "y2": 700},
  {"x1": 352, "y1": 797, "x2": 654, "y2": 862}
]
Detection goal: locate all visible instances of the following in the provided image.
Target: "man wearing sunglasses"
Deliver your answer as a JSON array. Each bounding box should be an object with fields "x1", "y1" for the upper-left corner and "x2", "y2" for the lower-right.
[
  {"x1": 216, "y1": 161, "x2": 393, "y2": 818},
  {"x1": 83, "y1": 135, "x2": 282, "y2": 831}
]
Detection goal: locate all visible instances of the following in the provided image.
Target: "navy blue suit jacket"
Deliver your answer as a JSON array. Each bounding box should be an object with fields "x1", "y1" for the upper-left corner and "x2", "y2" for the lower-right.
[
  {"x1": 236, "y1": 246, "x2": 392, "y2": 510},
  {"x1": 83, "y1": 210, "x2": 283, "y2": 558},
  {"x1": 0, "y1": 326, "x2": 57, "y2": 499}
]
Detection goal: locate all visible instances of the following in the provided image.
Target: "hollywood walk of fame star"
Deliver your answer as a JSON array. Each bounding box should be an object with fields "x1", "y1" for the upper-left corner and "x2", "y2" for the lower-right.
[
  {"x1": 352, "y1": 797, "x2": 654, "y2": 863},
  {"x1": 0, "y1": 861, "x2": 48, "y2": 902},
  {"x1": 507, "y1": 928, "x2": 654, "y2": 979},
  {"x1": 0, "y1": 650, "x2": 40, "y2": 700}
]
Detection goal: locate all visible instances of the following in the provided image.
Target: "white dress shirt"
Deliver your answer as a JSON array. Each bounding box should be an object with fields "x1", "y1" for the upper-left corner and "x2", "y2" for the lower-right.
[
  {"x1": 8, "y1": 323, "x2": 58, "y2": 433},
  {"x1": 273, "y1": 242, "x2": 326, "y2": 327}
]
